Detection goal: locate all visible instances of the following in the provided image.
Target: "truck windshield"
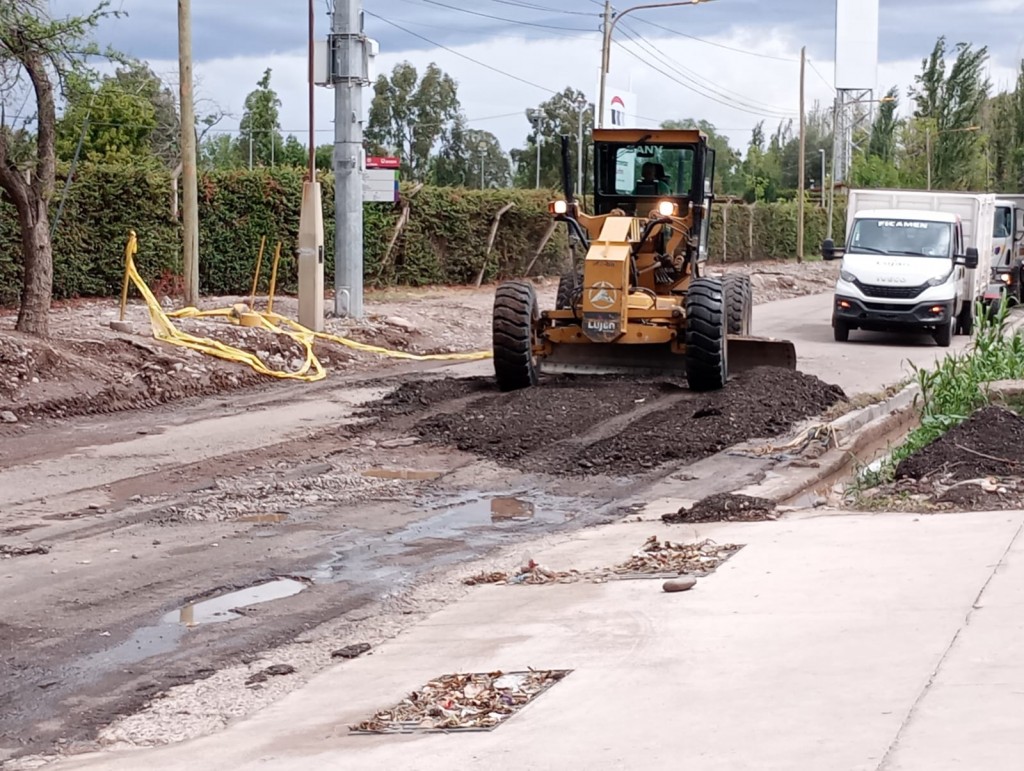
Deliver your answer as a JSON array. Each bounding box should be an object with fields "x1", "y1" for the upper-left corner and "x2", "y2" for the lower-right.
[
  {"x1": 849, "y1": 218, "x2": 952, "y2": 257},
  {"x1": 995, "y1": 206, "x2": 1013, "y2": 238},
  {"x1": 598, "y1": 144, "x2": 695, "y2": 196}
]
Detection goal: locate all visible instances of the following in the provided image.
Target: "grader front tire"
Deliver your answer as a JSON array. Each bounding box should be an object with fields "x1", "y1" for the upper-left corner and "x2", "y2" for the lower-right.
[
  {"x1": 493, "y1": 280, "x2": 540, "y2": 391},
  {"x1": 685, "y1": 277, "x2": 728, "y2": 392}
]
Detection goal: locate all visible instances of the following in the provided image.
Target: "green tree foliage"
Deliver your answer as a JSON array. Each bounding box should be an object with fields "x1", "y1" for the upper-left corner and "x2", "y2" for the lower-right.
[
  {"x1": 511, "y1": 87, "x2": 592, "y2": 191},
  {"x1": 432, "y1": 128, "x2": 510, "y2": 188},
  {"x1": 867, "y1": 87, "x2": 900, "y2": 162},
  {"x1": 909, "y1": 37, "x2": 990, "y2": 190},
  {"x1": 237, "y1": 67, "x2": 284, "y2": 167},
  {"x1": 0, "y1": 0, "x2": 122, "y2": 335},
  {"x1": 740, "y1": 122, "x2": 782, "y2": 202},
  {"x1": 365, "y1": 61, "x2": 463, "y2": 182}
]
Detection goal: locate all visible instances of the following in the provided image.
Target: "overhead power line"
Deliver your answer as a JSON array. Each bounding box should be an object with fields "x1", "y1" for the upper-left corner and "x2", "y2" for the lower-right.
[
  {"x1": 631, "y1": 16, "x2": 799, "y2": 63},
  {"x1": 416, "y1": 0, "x2": 597, "y2": 33},
  {"x1": 486, "y1": 0, "x2": 599, "y2": 16},
  {"x1": 365, "y1": 11, "x2": 560, "y2": 95},
  {"x1": 613, "y1": 31, "x2": 795, "y2": 120},
  {"x1": 618, "y1": 22, "x2": 794, "y2": 117}
]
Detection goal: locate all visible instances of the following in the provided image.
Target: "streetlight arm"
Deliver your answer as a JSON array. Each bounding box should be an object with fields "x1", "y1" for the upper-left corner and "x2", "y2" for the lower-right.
[
  {"x1": 605, "y1": 0, "x2": 715, "y2": 53},
  {"x1": 598, "y1": 0, "x2": 714, "y2": 128}
]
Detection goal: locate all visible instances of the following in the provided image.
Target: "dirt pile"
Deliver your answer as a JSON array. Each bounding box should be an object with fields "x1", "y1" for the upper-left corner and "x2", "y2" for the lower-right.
[
  {"x1": 663, "y1": 492, "x2": 777, "y2": 523},
  {"x1": 895, "y1": 405, "x2": 1024, "y2": 482},
  {"x1": 365, "y1": 367, "x2": 845, "y2": 475}
]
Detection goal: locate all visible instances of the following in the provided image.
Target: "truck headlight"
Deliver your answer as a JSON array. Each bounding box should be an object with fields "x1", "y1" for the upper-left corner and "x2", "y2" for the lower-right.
[
  {"x1": 927, "y1": 270, "x2": 952, "y2": 287},
  {"x1": 840, "y1": 269, "x2": 857, "y2": 283}
]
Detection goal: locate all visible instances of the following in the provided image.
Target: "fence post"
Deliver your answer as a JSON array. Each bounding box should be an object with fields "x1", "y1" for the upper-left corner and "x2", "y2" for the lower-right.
[
  {"x1": 722, "y1": 204, "x2": 728, "y2": 262},
  {"x1": 748, "y1": 203, "x2": 755, "y2": 262}
]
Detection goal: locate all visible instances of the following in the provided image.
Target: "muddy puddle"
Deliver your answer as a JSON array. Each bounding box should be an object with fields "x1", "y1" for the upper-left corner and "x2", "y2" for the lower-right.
[
  {"x1": 361, "y1": 468, "x2": 444, "y2": 481},
  {"x1": 310, "y1": 491, "x2": 604, "y2": 585},
  {"x1": 69, "y1": 579, "x2": 307, "y2": 681}
]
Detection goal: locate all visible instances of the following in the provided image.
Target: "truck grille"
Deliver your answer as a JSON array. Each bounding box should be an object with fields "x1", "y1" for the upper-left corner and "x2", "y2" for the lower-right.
[{"x1": 854, "y1": 280, "x2": 927, "y2": 299}]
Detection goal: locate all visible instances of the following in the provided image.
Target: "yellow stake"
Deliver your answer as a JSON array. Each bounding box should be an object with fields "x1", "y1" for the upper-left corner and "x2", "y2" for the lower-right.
[
  {"x1": 249, "y1": 235, "x2": 267, "y2": 309},
  {"x1": 267, "y1": 241, "x2": 282, "y2": 314},
  {"x1": 119, "y1": 229, "x2": 138, "y2": 321}
]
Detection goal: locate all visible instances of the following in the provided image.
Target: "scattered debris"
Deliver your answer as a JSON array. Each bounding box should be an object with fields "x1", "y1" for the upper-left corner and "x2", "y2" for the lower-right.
[
  {"x1": 0, "y1": 543, "x2": 50, "y2": 558},
  {"x1": 463, "y1": 537, "x2": 742, "y2": 586},
  {"x1": 331, "y1": 643, "x2": 372, "y2": 659},
  {"x1": 1, "y1": 410, "x2": 17, "y2": 423},
  {"x1": 663, "y1": 492, "x2": 778, "y2": 523},
  {"x1": 244, "y1": 663, "x2": 297, "y2": 686},
  {"x1": 350, "y1": 669, "x2": 571, "y2": 733}
]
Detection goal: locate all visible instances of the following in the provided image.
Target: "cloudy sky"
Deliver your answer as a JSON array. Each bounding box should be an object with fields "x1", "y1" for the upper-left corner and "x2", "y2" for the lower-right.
[{"x1": 45, "y1": 0, "x2": 1024, "y2": 156}]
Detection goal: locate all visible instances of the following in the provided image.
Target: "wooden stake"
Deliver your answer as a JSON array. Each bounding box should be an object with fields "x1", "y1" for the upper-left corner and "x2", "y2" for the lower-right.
[
  {"x1": 249, "y1": 235, "x2": 267, "y2": 308},
  {"x1": 475, "y1": 202, "x2": 516, "y2": 287},
  {"x1": 797, "y1": 45, "x2": 806, "y2": 263}
]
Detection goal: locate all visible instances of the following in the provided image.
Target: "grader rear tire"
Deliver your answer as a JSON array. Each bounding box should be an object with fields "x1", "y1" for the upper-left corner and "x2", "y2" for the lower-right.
[
  {"x1": 556, "y1": 269, "x2": 581, "y2": 310},
  {"x1": 685, "y1": 277, "x2": 728, "y2": 391},
  {"x1": 723, "y1": 274, "x2": 753, "y2": 335},
  {"x1": 493, "y1": 280, "x2": 540, "y2": 391}
]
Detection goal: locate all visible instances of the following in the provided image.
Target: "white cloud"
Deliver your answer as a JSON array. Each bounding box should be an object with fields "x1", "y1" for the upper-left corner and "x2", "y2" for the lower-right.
[{"x1": 146, "y1": 26, "x2": 1019, "y2": 160}]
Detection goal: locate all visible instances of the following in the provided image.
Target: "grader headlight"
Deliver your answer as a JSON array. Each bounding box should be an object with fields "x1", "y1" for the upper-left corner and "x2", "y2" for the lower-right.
[
  {"x1": 657, "y1": 200, "x2": 677, "y2": 217},
  {"x1": 550, "y1": 200, "x2": 568, "y2": 215}
]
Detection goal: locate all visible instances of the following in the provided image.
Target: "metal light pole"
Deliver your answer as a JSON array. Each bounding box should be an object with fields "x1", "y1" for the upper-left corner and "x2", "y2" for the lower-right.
[
  {"x1": 598, "y1": 0, "x2": 712, "y2": 128},
  {"x1": 478, "y1": 140, "x2": 487, "y2": 189},
  {"x1": 527, "y1": 108, "x2": 544, "y2": 188},
  {"x1": 331, "y1": 0, "x2": 370, "y2": 318}
]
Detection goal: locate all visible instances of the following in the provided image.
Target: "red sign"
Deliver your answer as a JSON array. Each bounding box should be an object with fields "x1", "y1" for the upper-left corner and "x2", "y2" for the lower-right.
[{"x1": 366, "y1": 156, "x2": 400, "y2": 169}]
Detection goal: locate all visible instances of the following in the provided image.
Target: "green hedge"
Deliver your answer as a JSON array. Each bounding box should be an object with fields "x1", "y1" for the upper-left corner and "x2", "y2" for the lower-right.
[{"x1": 0, "y1": 164, "x2": 846, "y2": 306}]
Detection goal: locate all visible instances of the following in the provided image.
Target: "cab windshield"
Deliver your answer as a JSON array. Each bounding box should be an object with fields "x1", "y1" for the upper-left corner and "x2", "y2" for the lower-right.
[
  {"x1": 849, "y1": 218, "x2": 952, "y2": 258},
  {"x1": 599, "y1": 144, "x2": 695, "y2": 197}
]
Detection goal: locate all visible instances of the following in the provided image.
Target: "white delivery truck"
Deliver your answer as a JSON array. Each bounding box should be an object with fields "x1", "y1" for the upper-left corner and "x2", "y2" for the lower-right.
[{"x1": 821, "y1": 189, "x2": 995, "y2": 347}]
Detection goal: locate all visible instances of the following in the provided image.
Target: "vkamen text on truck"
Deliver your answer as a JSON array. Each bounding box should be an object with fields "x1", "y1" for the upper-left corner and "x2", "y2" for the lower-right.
[{"x1": 821, "y1": 189, "x2": 994, "y2": 347}]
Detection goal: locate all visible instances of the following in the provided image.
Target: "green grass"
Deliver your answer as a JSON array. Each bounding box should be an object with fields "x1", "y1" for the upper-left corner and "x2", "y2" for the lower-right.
[{"x1": 856, "y1": 300, "x2": 1024, "y2": 488}]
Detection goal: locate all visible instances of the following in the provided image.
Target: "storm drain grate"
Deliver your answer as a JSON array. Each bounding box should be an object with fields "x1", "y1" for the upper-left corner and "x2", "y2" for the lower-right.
[{"x1": 349, "y1": 669, "x2": 572, "y2": 733}]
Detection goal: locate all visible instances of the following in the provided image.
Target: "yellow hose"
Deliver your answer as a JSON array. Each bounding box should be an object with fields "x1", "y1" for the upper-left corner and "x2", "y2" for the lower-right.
[{"x1": 120, "y1": 231, "x2": 492, "y2": 383}]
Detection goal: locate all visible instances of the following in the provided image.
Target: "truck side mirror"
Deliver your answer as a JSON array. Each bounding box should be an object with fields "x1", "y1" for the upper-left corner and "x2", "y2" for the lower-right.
[
  {"x1": 822, "y1": 238, "x2": 837, "y2": 260},
  {"x1": 963, "y1": 247, "x2": 979, "y2": 269}
]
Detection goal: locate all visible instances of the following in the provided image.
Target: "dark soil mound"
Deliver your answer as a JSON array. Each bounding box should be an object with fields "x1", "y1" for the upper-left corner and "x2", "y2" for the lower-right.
[
  {"x1": 895, "y1": 405, "x2": 1024, "y2": 482},
  {"x1": 663, "y1": 492, "x2": 777, "y2": 523},
  {"x1": 400, "y1": 367, "x2": 845, "y2": 475}
]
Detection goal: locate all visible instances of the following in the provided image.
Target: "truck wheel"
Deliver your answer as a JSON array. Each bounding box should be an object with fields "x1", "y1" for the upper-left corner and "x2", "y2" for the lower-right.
[
  {"x1": 723, "y1": 274, "x2": 753, "y2": 335},
  {"x1": 956, "y1": 302, "x2": 974, "y2": 335},
  {"x1": 833, "y1": 319, "x2": 850, "y2": 342},
  {"x1": 934, "y1": 315, "x2": 954, "y2": 348},
  {"x1": 685, "y1": 277, "x2": 728, "y2": 392},
  {"x1": 493, "y1": 280, "x2": 540, "y2": 391}
]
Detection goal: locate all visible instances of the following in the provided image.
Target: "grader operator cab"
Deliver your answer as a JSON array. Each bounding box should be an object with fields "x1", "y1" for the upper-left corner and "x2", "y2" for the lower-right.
[{"x1": 492, "y1": 127, "x2": 797, "y2": 392}]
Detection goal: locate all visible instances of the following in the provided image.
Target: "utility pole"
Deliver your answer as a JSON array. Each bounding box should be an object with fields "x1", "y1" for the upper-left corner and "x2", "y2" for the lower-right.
[
  {"x1": 177, "y1": 0, "x2": 199, "y2": 306},
  {"x1": 598, "y1": 0, "x2": 613, "y2": 129},
  {"x1": 332, "y1": 0, "x2": 369, "y2": 318},
  {"x1": 576, "y1": 96, "x2": 587, "y2": 195},
  {"x1": 819, "y1": 148, "x2": 825, "y2": 208},
  {"x1": 926, "y1": 125, "x2": 932, "y2": 191},
  {"x1": 796, "y1": 45, "x2": 806, "y2": 263}
]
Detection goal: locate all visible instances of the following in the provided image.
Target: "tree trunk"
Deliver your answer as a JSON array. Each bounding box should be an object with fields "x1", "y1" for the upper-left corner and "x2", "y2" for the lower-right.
[{"x1": 16, "y1": 200, "x2": 53, "y2": 336}]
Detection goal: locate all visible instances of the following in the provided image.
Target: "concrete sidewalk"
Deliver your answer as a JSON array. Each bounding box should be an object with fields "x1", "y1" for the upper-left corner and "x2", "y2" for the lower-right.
[{"x1": 48, "y1": 509, "x2": 1024, "y2": 771}]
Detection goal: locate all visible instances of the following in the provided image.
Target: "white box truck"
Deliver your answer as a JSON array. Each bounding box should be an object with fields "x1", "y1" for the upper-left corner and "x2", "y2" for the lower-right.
[
  {"x1": 821, "y1": 189, "x2": 995, "y2": 347},
  {"x1": 984, "y1": 196, "x2": 1024, "y2": 313}
]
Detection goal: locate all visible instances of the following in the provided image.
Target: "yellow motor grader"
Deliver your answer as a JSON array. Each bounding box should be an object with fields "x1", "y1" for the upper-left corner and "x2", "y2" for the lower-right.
[{"x1": 492, "y1": 127, "x2": 796, "y2": 392}]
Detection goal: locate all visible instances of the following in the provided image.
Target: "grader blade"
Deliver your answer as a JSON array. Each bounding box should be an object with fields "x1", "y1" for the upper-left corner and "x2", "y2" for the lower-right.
[
  {"x1": 537, "y1": 342, "x2": 690, "y2": 377},
  {"x1": 726, "y1": 335, "x2": 797, "y2": 372}
]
